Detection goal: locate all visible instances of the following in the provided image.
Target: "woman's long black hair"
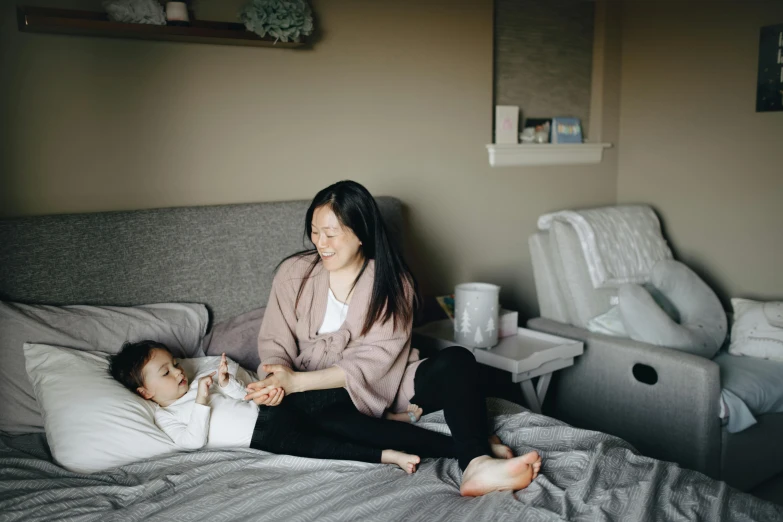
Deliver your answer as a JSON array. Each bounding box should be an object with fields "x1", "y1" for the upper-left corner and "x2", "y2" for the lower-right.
[{"x1": 282, "y1": 180, "x2": 419, "y2": 336}]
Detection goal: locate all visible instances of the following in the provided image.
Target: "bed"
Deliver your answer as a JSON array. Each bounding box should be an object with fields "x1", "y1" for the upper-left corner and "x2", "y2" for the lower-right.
[{"x1": 0, "y1": 199, "x2": 780, "y2": 521}]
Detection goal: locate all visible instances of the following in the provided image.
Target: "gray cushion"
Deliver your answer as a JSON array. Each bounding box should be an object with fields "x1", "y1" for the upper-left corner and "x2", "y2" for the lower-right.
[
  {"x1": 0, "y1": 301, "x2": 208, "y2": 435},
  {"x1": 715, "y1": 352, "x2": 783, "y2": 417},
  {"x1": 204, "y1": 307, "x2": 265, "y2": 372},
  {"x1": 618, "y1": 260, "x2": 727, "y2": 358}
]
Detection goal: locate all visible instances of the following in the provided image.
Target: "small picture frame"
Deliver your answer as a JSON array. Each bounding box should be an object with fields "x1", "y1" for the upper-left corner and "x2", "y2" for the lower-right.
[
  {"x1": 551, "y1": 117, "x2": 583, "y2": 144},
  {"x1": 522, "y1": 118, "x2": 552, "y2": 144},
  {"x1": 494, "y1": 105, "x2": 520, "y2": 144}
]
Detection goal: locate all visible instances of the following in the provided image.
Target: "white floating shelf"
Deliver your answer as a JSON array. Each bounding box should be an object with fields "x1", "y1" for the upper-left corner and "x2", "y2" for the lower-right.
[{"x1": 486, "y1": 143, "x2": 612, "y2": 167}]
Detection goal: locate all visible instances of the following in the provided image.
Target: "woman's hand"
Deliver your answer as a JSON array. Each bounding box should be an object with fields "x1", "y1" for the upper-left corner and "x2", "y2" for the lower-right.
[
  {"x1": 244, "y1": 365, "x2": 298, "y2": 405},
  {"x1": 244, "y1": 365, "x2": 346, "y2": 405},
  {"x1": 244, "y1": 382, "x2": 286, "y2": 406},
  {"x1": 258, "y1": 364, "x2": 299, "y2": 393},
  {"x1": 257, "y1": 387, "x2": 285, "y2": 407}
]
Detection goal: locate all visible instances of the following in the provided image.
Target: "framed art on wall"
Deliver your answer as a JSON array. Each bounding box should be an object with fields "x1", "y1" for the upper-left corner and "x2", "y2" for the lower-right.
[{"x1": 756, "y1": 23, "x2": 783, "y2": 112}]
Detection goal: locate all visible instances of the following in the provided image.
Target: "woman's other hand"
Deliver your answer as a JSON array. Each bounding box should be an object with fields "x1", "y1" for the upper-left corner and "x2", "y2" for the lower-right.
[
  {"x1": 244, "y1": 365, "x2": 298, "y2": 405},
  {"x1": 244, "y1": 382, "x2": 286, "y2": 406},
  {"x1": 259, "y1": 364, "x2": 299, "y2": 393},
  {"x1": 266, "y1": 387, "x2": 285, "y2": 406},
  {"x1": 245, "y1": 365, "x2": 345, "y2": 403}
]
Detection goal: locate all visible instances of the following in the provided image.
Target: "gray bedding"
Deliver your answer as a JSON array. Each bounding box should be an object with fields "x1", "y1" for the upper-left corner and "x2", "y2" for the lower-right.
[{"x1": 1, "y1": 401, "x2": 779, "y2": 522}]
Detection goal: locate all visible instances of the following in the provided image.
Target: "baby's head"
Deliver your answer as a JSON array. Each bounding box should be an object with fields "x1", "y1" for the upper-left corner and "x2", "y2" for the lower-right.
[{"x1": 110, "y1": 340, "x2": 189, "y2": 407}]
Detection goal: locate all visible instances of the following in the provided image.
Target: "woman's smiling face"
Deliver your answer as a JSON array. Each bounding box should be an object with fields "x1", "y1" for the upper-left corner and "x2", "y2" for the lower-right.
[{"x1": 311, "y1": 205, "x2": 364, "y2": 274}]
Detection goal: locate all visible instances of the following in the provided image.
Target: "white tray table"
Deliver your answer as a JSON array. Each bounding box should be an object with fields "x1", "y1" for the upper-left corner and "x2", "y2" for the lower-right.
[{"x1": 412, "y1": 319, "x2": 584, "y2": 413}]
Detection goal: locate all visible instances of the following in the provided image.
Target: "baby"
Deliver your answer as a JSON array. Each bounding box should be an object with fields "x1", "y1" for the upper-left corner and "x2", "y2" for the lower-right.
[{"x1": 109, "y1": 340, "x2": 421, "y2": 472}]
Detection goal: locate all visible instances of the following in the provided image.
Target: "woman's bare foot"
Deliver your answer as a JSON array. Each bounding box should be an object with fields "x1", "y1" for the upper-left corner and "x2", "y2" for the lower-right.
[
  {"x1": 460, "y1": 451, "x2": 541, "y2": 497},
  {"x1": 383, "y1": 404, "x2": 424, "y2": 424},
  {"x1": 488, "y1": 434, "x2": 513, "y2": 459},
  {"x1": 531, "y1": 455, "x2": 542, "y2": 480},
  {"x1": 381, "y1": 449, "x2": 421, "y2": 474}
]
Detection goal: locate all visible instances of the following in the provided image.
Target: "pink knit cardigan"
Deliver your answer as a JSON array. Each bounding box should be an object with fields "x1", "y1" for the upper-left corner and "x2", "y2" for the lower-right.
[{"x1": 257, "y1": 255, "x2": 422, "y2": 417}]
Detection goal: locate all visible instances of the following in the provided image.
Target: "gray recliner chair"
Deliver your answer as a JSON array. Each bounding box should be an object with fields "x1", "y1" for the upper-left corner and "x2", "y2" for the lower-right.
[{"x1": 527, "y1": 219, "x2": 783, "y2": 491}]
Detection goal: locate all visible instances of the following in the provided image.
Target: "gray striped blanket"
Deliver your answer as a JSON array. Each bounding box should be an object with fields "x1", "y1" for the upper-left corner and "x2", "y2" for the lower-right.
[{"x1": 0, "y1": 400, "x2": 779, "y2": 522}]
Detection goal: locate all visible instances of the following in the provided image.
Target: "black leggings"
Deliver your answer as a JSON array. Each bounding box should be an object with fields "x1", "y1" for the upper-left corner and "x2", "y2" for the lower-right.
[
  {"x1": 250, "y1": 346, "x2": 490, "y2": 470},
  {"x1": 250, "y1": 388, "x2": 456, "y2": 464},
  {"x1": 411, "y1": 346, "x2": 492, "y2": 470}
]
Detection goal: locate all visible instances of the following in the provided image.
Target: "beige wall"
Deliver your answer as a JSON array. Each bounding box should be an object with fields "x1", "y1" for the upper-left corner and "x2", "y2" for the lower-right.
[
  {"x1": 0, "y1": 0, "x2": 621, "y2": 317},
  {"x1": 617, "y1": 0, "x2": 783, "y2": 304}
]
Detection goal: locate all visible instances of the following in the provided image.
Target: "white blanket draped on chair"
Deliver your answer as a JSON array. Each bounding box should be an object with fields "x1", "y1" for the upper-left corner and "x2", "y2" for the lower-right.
[{"x1": 538, "y1": 205, "x2": 673, "y2": 289}]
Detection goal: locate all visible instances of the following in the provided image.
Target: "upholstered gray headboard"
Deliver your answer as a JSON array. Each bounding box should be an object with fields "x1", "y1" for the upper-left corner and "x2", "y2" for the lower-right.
[{"x1": 0, "y1": 197, "x2": 404, "y2": 324}]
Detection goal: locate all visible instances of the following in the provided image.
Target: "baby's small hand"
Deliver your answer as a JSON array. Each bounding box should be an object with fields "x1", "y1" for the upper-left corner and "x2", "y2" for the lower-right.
[
  {"x1": 218, "y1": 353, "x2": 230, "y2": 388},
  {"x1": 196, "y1": 372, "x2": 216, "y2": 405}
]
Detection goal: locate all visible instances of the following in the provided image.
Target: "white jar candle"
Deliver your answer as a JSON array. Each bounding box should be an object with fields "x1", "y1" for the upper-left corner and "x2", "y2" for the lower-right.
[{"x1": 454, "y1": 282, "x2": 501, "y2": 349}]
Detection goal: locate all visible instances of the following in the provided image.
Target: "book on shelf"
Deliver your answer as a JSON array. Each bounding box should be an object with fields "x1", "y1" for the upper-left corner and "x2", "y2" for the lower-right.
[
  {"x1": 435, "y1": 294, "x2": 455, "y2": 320},
  {"x1": 523, "y1": 118, "x2": 552, "y2": 143},
  {"x1": 494, "y1": 106, "x2": 520, "y2": 144},
  {"x1": 551, "y1": 117, "x2": 583, "y2": 144}
]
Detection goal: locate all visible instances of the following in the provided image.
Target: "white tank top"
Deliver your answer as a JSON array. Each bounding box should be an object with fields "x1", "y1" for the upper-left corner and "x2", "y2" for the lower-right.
[{"x1": 317, "y1": 289, "x2": 349, "y2": 334}]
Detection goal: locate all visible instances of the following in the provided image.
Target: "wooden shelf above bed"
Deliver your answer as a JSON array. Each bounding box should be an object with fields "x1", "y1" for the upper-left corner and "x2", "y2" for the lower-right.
[{"x1": 16, "y1": 6, "x2": 307, "y2": 49}]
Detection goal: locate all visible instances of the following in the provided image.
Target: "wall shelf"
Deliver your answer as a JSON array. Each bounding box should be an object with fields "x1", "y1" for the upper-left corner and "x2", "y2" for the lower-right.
[
  {"x1": 16, "y1": 6, "x2": 306, "y2": 48},
  {"x1": 486, "y1": 143, "x2": 612, "y2": 167}
]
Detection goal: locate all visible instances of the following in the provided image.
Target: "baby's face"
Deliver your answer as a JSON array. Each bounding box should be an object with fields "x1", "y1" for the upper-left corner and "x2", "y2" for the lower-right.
[{"x1": 139, "y1": 349, "x2": 189, "y2": 407}]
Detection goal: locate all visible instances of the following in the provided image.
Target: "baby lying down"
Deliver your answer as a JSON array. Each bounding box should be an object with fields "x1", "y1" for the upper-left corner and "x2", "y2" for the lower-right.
[{"x1": 109, "y1": 341, "x2": 422, "y2": 473}]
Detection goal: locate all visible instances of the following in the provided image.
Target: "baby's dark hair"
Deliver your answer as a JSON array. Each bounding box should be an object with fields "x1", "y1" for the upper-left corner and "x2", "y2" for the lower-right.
[{"x1": 109, "y1": 340, "x2": 171, "y2": 393}]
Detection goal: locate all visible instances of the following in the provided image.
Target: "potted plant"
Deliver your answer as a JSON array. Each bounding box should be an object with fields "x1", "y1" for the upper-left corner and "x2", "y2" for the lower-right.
[{"x1": 238, "y1": 0, "x2": 314, "y2": 43}]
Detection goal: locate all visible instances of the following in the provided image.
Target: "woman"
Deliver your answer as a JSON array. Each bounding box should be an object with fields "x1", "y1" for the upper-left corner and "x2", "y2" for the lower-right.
[{"x1": 245, "y1": 180, "x2": 541, "y2": 496}]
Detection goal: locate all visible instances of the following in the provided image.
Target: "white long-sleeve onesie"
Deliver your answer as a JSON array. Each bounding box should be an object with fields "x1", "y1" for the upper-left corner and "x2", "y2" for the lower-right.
[{"x1": 154, "y1": 358, "x2": 259, "y2": 450}]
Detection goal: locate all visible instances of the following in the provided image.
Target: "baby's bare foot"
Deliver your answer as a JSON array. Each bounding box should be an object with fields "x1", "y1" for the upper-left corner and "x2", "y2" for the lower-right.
[
  {"x1": 488, "y1": 434, "x2": 513, "y2": 459},
  {"x1": 460, "y1": 451, "x2": 540, "y2": 497},
  {"x1": 381, "y1": 449, "x2": 421, "y2": 474},
  {"x1": 383, "y1": 404, "x2": 424, "y2": 423}
]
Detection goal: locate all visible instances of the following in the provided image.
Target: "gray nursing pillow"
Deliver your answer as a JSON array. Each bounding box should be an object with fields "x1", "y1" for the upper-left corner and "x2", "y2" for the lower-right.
[{"x1": 617, "y1": 260, "x2": 727, "y2": 359}]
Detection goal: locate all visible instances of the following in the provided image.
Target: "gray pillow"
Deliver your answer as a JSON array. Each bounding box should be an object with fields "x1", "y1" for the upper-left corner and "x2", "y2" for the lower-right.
[
  {"x1": 204, "y1": 307, "x2": 265, "y2": 372},
  {"x1": 0, "y1": 301, "x2": 208, "y2": 435},
  {"x1": 714, "y1": 351, "x2": 783, "y2": 417},
  {"x1": 618, "y1": 260, "x2": 727, "y2": 358}
]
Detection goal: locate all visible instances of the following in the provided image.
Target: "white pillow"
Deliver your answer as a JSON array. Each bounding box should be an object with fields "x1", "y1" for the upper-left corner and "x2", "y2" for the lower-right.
[
  {"x1": 586, "y1": 306, "x2": 629, "y2": 337},
  {"x1": 24, "y1": 342, "x2": 178, "y2": 474},
  {"x1": 729, "y1": 298, "x2": 783, "y2": 361},
  {"x1": 0, "y1": 301, "x2": 208, "y2": 435},
  {"x1": 618, "y1": 260, "x2": 727, "y2": 359}
]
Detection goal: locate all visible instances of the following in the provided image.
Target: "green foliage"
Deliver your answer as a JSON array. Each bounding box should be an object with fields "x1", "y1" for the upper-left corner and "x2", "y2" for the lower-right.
[{"x1": 239, "y1": 0, "x2": 314, "y2": 43}]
